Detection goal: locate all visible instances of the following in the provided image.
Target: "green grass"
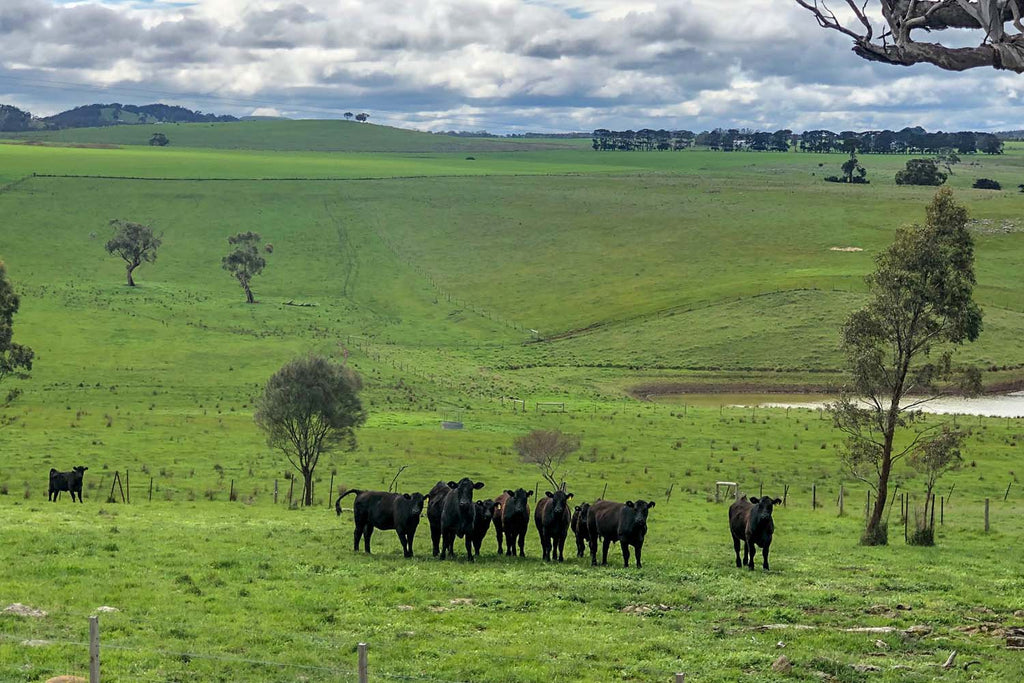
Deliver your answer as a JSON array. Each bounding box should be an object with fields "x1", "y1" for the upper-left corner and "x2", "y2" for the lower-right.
[{"x1": 0, "y1": 135, "x2": 1022, "y2": 681}]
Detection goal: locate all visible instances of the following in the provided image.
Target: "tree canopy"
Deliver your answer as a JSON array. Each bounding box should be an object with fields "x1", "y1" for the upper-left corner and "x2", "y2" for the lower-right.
[
  {"x1": 830, "y1": 188, "x2": 982, "y2": 545},
  {"x1": 254, "y1": 355, "x2": 366, "y2": 507},
  {"x1": 795, "y1": 1, "x2": 1024, "y2": 72},
  {"x1": 105, "y1": 220, "x2": 161, "y2": 287},
  {"x1": 0, "y1": 262, "x2": 34, "y2": 417}
]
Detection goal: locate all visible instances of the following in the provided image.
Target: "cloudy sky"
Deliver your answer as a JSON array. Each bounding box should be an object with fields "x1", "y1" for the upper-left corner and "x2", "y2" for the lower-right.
[{"x1": 1, "y1": 0, "x2": 1022, "y2": 133}]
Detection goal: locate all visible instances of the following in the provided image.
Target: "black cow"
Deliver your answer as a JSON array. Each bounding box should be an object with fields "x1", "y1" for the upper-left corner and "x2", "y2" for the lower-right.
[
  {"x1": 570, "y1": 502, "x2": 591, "y2": 558},
  {"x1": 49, "y1": 466, "x2": 88, "y2": 503},
  {"x1": 534, "y1": 490, "x2": 574, "y2": 562},
  {"x1": 469, "y1": 499, "x2": 498, "y2": 557},
  {"x1": 729, "y1": 495, "x2": 782, "y2": 571},
  {"x1": 426, "y1": 480, "x2": 452, "y2": 557},
  {"x1": 335, "y1": 489, "x2": 425, "y2": 557},
  {"x1": 437, "y1": 478, "x2": 485, "y2": 561},
  {"x1": 588, "y1": 499, "x2": 655, "y2": 568},
  {"x1": 494, "y1": 488, "x2": 532, "y2": 557}
]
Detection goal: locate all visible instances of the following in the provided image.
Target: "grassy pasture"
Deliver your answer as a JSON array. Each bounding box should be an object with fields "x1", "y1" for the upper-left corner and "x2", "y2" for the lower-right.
[
  {"x1": 1, "y1": 403, "x2": 1023, "y2": 682},
  {"x1": 0, "y1": 135, "x2": 1022, "y2": 681}
]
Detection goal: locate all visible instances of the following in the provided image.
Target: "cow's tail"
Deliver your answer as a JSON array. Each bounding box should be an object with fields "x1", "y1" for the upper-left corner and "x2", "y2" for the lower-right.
[{"x1": 335, "y1": 489, "x2": 360, "y2": 516}]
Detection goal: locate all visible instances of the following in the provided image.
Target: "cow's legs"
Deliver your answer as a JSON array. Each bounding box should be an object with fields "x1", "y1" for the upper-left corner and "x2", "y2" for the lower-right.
[
  {"x1": 634, "y1": 543, "x2": 643, "y2": 569},
  {"x1": 430, "y1": 520, "x2": 441, "y2": 557},
  {"x1": 495, "y1": 525, "x2": 504, "y2": 554},
  {"x1": 517, "y1": 532, "x2": 525, "y2": 558},
  {"x1": 575, "y1": 531, "x2": 585, "y2": 558},
  {"x1": 733, "y1": 534, "x2": 742, "y2": 568},
  {"x1": 555, "y1": 531, "x2": 565, "y2": 562},
  {"x1": 363, "y1": 526, "x2": 373, "y2": 553},
  {"x1": 442, "y1": 530, "x2": 455, "y2": 559},
  {"x1": 761, "y1": 541, "x2": 771, "y2": 571},
  {"x1": 745, "y1": 537, "x2": 755, "y2": 570},
  {"x1": 397, "y1": 530, "x2": 409, "y2": 557},
  {"x1": 464, "y1": 535, "x2": 474, "y2": 562},
  {"x1": 353, "y1": 524, "x2": 363, "y2": 552},
  {"x1": 621, "y1": 543, "x2": 630, "y2": 568},
  {"x1": 505, "y1": 531, "x2": 516, "y2": 556},
  {"x1": 601, "y1": 537, "x2": 611, "y2": 566},
  {"x1": 589, "y1": 531, "x2": 599, "y2": 566}
]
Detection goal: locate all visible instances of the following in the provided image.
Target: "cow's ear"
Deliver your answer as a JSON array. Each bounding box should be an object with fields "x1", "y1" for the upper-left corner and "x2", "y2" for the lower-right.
[
  {"x1": 526, "y1": 490, "x2": 533, "y2": 497},
  {"x1": 475, "y1": 500, "x2": 484, "y2": 507},
  {"x1": 574, "y1": 505, "x2": 581, "y2": 512},
  {"x1": 625, "y1": 500, "x2": 634, "y2": 508},
  {"x1": 749, "y1": 496, "x2": 760, "y2": 504},
  {"x1": 545, "y1": 491, "x2": 554, "y2": 498},
  {"x1": 505, "y1": 489, "x2": 514, "y2": 496},
  {"x1": 447, "y1": 481, "x2": 458, "y2": 489},
  {"x1": 473, "y1": 481, "x2": 485, "y2": 490},
  {"x1": 773, "y1": 498, "x2": 783, "y2": 505},
  {"x1": 403, "y1": 493, "x2": 411, "y2": 499},
  {"x1": 647, "y1": 501, "x2": 655, "y2": 508},
  {"x1": 566, "y1": 493, "x2": 574, "y2": 500}
]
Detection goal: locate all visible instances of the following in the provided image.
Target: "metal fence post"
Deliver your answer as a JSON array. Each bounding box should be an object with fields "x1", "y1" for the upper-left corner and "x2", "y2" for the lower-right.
[{"x1": 358, "y1": 642, "x2": 368, "y2": 683}]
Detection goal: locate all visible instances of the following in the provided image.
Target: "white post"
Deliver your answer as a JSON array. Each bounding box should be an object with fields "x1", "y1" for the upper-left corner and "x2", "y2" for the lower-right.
[{"x1": 89, "y1": 616, "x2": 100, "y2": 683}]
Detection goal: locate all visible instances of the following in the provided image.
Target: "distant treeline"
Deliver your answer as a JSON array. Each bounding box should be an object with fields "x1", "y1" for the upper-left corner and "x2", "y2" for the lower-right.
[
  {"x1": 430, "y1": 130, "x2": 592, "y2": 139},
  {"x1": 0, "y1": 102, "x2": 237, "y2": 131},
  {"x1": 592, "y1": 126, "x2": 1003, "y2": 154}
]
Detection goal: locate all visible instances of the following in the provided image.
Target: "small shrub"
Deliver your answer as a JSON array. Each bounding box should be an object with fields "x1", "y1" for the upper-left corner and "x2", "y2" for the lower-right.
[{"x1": 972, "y1": 178, "x2": 1001, "y2": 190}]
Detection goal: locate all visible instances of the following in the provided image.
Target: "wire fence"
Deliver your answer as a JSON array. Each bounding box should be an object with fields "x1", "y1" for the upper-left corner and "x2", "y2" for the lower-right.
[{"x1": 0, "y1": 625, "x2": 690, "y2": 682}]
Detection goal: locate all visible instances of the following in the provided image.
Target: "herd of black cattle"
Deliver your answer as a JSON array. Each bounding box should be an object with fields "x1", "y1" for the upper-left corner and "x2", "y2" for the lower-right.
[
  {"x1": 46, "y1": 467, "x2": 781, "y2": 570},
  {"x1": 334, "y1": 477, "x2": 783, "y2": 570}
]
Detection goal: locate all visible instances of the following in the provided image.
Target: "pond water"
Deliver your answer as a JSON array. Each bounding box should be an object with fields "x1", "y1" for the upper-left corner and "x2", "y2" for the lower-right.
[{"x1": 656, "y1": 392, "x2": 1024, "y2": 418}]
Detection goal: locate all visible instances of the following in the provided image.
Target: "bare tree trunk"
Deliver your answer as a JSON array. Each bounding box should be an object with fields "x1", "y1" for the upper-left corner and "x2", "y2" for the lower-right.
[
  {"x1": 303, "y1": 469, "x2": 313, "y2": 506},
  {"x1": 243, "y1": 281, "x2": 254, "y2": 304},
  {"x1": 127, "y1": 266, "x2": 136, "y2": 287}
]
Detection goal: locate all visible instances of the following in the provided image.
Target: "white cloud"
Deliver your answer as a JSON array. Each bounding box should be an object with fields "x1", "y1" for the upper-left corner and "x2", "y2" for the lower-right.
[{"x1": 0, "y1": 0, "x2": 1016, "y2": 132}]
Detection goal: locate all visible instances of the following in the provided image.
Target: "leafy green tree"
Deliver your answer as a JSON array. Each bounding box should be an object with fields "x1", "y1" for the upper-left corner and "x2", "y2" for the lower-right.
[
  {"x1": 254, "y1": 355, "x2": 366, "y2": 506},
  {"x1": 149, "y1": 132, "x2": 169, "y2": 146},
  {"x1": 841, "y1": 150, "x2": 867, "y2": 183},
  {"x1": 514, "y1": 429, "x2": 580, "y2": 491},
  {"x1": 105, "y1": 220, "x2": 162, "y2": 287},
  {"x1": 222, "y1": 232, "x2": 266, "y2": 304},
  {"x1": 0, "y1": 262, "x2": 34, "y2": 426},
  {"x1": 829, "y1": 188, "x2": 982, "y2": 545},
  {"x1": 895, "y1": 159, "x2": 947, "y2": 186}
]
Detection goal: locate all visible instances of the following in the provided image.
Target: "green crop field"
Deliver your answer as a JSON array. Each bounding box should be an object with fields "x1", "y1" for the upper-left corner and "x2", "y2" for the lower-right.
[{"x1": 0, "y1": 131, "x2": 1022, "y2": 681}]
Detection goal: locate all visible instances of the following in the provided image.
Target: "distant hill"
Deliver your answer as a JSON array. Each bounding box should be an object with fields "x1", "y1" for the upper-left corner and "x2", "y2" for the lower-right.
[
  {"x1": 0, "y1": 119, "x2": 584, "y2": 153},
  {"x1": 40, "y1": 103, "x2": 237, "y2": 128},
  {"x1": 0, "y1": 104, "x2": 38, "y2": 132}
]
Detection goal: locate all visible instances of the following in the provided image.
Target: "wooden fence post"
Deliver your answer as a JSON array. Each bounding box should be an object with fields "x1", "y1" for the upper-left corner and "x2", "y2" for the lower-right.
[
  {"x1": 287, "y1": 478, "x2": 294, "y2": 506},
  {"x1": 89, "y1": 615, "x2": 100, "y2": 683},
  {"x1": 838, "y1": 484, "x2": 844, "y2": 516},
  {"x1": 358, "y1": 642, "x2": 368, "y2": 683},
  {"x1": 1005, "y1": 483, "x2": 1012, "y2": 501},
  {"x1": 812, "y1": 484, "x2": 816, "y2": 510},
  {"x1": 229, "y1": 479, "x2": 235, "y2": 502},
  {"x1": 984, "y1": 498, "x2": 990, "y2": 533},
  {"x1": 328, "y1": 474, "x2": 335, "y2": 505},
  {"x1": 940, "y1": 496, "x2": 944, "y2": 525},
  {"x1": 675, "y1": 674, "x2": 685, "y2": 683},
  {"x1": 865, "y1": 490, "x2": 871, "y2": 522},
  {"x1": 274, "y1": 479, "x2": 278, "y2": 504},
  {"x1": 782, "y1": 484, "x2": 789, "y2": 507},
  {"x1": 125, "y1": 469, "x2": 129, "y2": 504}
]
